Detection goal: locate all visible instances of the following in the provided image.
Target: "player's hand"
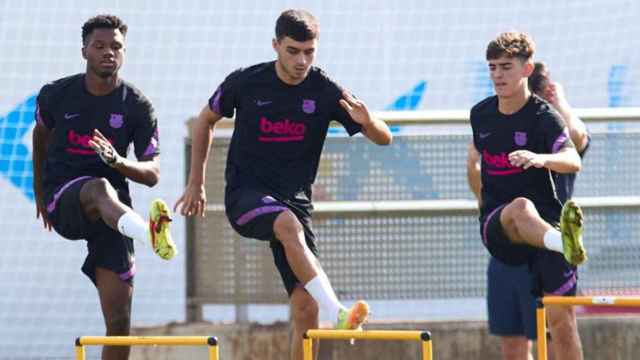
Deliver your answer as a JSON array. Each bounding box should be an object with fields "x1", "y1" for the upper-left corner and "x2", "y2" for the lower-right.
[
  {"x1": 508, "y1": 150, "x2": 546, "y2": 170},
  {"x1": 543, "y1": 82, "x2": 567, "y2": 109},
  {"x1": 35, "y1": 196, "x2": 52, "y2": 231},
  {"x1": 89, "y1": 129, "x2": 121, "y2": 167},
  {"x1": 339, "y1": 91, "x2": 373, "y2": 126},
  {"x1": 174, "y1": 183, "x2": 207, "y2": 217}
]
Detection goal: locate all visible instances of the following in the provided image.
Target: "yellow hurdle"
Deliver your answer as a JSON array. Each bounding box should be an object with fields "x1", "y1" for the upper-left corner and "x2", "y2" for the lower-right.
[
  {"x1": 303, "y1": 329, "x2": 432, "y2": 360},
  {"x1": 74, "y1": 336, "x2": 219, "y2": 360},
  {"x1": 536, "y1": 296, "x2": 640, "y2": 360}
]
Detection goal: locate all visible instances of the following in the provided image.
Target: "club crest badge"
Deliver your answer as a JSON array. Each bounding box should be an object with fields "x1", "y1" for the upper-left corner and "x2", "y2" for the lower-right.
[
  {"x1": 302, "y1": 99, "x2": 316, "y2": 114},
  {"x1": 514, "y1": 131, "x2": 527, "y2": 146},
  {"x1": 109, "y1": 113, "x2": 124, "y2": 129}
]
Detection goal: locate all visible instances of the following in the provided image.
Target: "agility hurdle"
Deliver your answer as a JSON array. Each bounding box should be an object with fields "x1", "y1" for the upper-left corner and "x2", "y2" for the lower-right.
[
  {"x1": 74, "y1": 336, "x2": 219, "y2": 360},
  {"x1": 536, "y1": 296, "x2": 640, "y2": 360},
  {"x1": 303, "y1": 329, "x2": 432, "y2": 360}
]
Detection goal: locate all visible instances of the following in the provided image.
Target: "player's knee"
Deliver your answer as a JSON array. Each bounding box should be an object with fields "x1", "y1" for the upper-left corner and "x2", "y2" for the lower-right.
[
  {"x1": 105, "y1": 309, "x2": 131, "y2": 335},
  {"x1": 274, "y1": 211, "x2": 304, "y2": 246},
  {"x1": 83, "y1": 177, "x2": 117, "y2": 201},
  {"x1": 291, "y1": 296, "x2": 319, "y2": 324},
  {"x1": 501, "y1": 346, "x2": 524, "y2": 360},
  {"x1": 507, "y1": 197, "x2": 534, "y2": 212},
  {"x1": 500, "y1": 337, "x2": 531, "y2": 360},
  {"x1": 505, "y1": 197, "x2": 537, "y2": 221},
  {"x1": 546, "y1": 306, "x2": 577, "y2": 334}
]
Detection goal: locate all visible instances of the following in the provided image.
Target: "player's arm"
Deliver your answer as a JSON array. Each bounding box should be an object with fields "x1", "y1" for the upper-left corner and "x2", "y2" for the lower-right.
[
  {"x1": 113, "y1": 155, "x2": 160, "y2": 187},
  {"x1": 508, "y1": 141, "x2": 581, "y2": 174},
  {"x1": 539, "y1": 145, "x2": 582, "y2": 173},
  {"x1": 339, "y1": 91, "x2": 392, "y2": 145},
  {"x1": 545, "y1": 82, "x2": 589, "y2": 152},
  {"x1": 90, "y1": 95, "x2": 163, "y2": 186},
  {"x1": 89, "y1": 129, "x2": 160, "y2": 187},
  {"x1": 32, "y1": 121, "x2": 52, "y2": 230},
  {"x1": 466, "y1": 142, "x2": 482, "y2": 205},
  {"x1": 112, "y1": 156, "x2": 159, "y2": 187},
  {"x1": 186, "y1": 105, "x2": 223, "y2": 190},
  {"x1": 174, "y1": 105, "x2": 224, "y2": 216}
]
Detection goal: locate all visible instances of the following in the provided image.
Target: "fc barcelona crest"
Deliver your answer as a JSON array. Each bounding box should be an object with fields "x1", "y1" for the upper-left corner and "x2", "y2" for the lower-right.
[
  {"x1": 302, "y1": 99, "x2": 316, "y2": 114},
  {"x1": 514, "y1": 131, "x2": 527, "y2": 146},
  {"x1": 110, "y1": 113, "x2": 124, "y2": 129}
]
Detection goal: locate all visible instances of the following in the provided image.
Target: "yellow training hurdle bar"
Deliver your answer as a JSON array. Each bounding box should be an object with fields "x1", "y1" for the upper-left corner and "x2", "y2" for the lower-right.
[
  {"x1": 75, "y1": 336, "x2": 219, "y2": 360},
  {"x1": 303, "y1": 329, "x2": 433, "y2": 360},
  {"x1": 536, "y1": 296, "x2": 640, "y2": 360}
]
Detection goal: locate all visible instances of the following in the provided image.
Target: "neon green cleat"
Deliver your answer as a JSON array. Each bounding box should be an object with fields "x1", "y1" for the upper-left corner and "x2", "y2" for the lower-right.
[
  {"x1": 336, "y1": 300, "x2": 369, "y2": 330},
  {"x1": 560, "y1": 199, "x2": 586, "y2": 266},
  {"x1": 149, "y1": 199, "x2": 176, "y2": 260}
]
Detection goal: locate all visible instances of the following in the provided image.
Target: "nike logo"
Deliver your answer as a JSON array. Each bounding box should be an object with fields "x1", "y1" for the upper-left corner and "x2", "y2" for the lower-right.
[
  {"x1": 479, "y1": 132, "x2": 491, "y2": 139},
  {"x1": 563, "y1": 270, "x2": 575, "y2": 277},
  {"x1": 256, "y1": 100, "x2": 272, "y2": 106},
  {"x1": 64, "y1": 113, "x2": 80, "y2": 119}
]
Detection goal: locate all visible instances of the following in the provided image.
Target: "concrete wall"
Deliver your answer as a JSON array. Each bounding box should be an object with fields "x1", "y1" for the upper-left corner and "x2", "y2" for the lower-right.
[{"x1": 131, "y1": 317, "x2": 640, "y2": 360}]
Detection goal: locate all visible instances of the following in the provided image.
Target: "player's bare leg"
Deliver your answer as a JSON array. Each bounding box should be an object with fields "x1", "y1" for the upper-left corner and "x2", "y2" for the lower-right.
[
  {"x1": 500, "y1": 198, "x2": 586, "y2": 266},
  {"x1": 95, "y1": 267, "x2": 132, "y2": 360},
  {"x1": 274, "y1": 211, "x2": 369, "y2": 330},
  {"x1": 80, "y1": 178, "x2": 176, "y2": 260},
  {"x1": 500, "y1": 197, "x2": 552, "y2": 248},
  {"x1": 80, "y1": 178, "x2": 129, "y2": 228},
  {"x1": 546, "y1": 303, "x2": 583, "y2": 360},
  {"x1": 289, "y1": 288, "x2": 319, "y2": 360}
]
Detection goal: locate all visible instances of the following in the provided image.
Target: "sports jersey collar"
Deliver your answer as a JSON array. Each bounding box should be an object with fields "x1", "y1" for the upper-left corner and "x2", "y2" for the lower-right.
[
  {"x1": 497, "y1": 94, "x2": 536, "y2": 118},
  {"x1": 81, "y1": 74, "x2": 125, "y2": 98},
  {"x1": 271, "y1": 61, "x2": 313, "y2": 89}
]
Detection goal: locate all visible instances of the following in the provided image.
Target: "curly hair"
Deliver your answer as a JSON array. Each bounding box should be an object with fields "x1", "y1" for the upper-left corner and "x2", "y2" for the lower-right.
[
  {"x1": 486, "y1": 31, "x2": 535, "y2": 61},
  {"x1": 82, "y1": 14, "x2": 128, "y2": 45}
]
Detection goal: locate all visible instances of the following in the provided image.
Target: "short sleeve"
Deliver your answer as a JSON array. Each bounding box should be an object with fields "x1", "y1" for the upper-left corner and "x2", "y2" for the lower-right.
[
  {"x1": 578, "y1": 133, "x2": 591, "y2": 157},
  {"x1": 133, "y1": 96, "x2": 160, "y2": 160},
  {"x1": 35, "y1": 85, "x2": 55, "y2": 129},
  {"x1": 329, "y1": 84, "x2": 362, "y2": 136},
  {"x1": 541, "y1": 109, "x2": 574, "y2": 153},
  {"x1": 469, "y1": 108, "x2": 480, "y2": 151},
  {"x1": 208, "y1": 69, "x2": 243, "y2": 118}
]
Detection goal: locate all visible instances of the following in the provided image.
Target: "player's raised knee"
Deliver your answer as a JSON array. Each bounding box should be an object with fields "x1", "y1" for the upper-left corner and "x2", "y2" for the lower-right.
[
  {"x1": 505, "y1": 197, "x2": 537, "y2": 217},
  {"x1": 86, "y1": 177, "x2": 115, "y2": 194},
  {"x1": 510, "y1": 197, "x2": 535, "y2": 209},
  {"x1": 273, "y1": 210, "x2": 304, "y2": 244},
  {"x1": 80, "y1": 177, "x2": 118, "y2": 203}
]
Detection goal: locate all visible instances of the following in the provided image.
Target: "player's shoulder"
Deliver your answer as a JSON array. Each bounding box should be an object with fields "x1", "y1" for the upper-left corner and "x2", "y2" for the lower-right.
[
  {"x1": 307, "y1": 66, "x2": 341, "y2": 90},
  {"x1": 39, "y1": 73, "x2": 83, "y2": 98},
  {"x1": 530, "y1": 94, "x2": 551, "y2": 113},
  {"x1": 530, "y1": 94, "x2": 562, "y2": 122},
  {"x1": 120, "y1": 79, "x2": 152, "y2": 106},
  {"x1": 470, "y1": 95, "x2": 498, "y2": 117},
  {"x1": 226, "y1": 61, "x2": 274, "y2": 83}
]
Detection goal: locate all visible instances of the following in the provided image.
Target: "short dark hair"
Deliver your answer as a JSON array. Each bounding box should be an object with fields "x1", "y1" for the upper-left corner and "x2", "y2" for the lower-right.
[
  {"x1": 275, "y1": 9, "x2": 319, "y2": 42},
  {"x1": 528, "y1": 61, "x2": 550, "y2": 95},
  {"x1": 486, "y1": 31, "x2": 535, "y2": 62},
  {"x1": 82, "y1": 14, "x2": 128, "y2": 45}
]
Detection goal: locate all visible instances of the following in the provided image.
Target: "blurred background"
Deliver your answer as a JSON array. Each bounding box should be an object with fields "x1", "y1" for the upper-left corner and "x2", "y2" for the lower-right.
[{"x1": 1, "y1": 0, "x2": 639, "y2": 358}]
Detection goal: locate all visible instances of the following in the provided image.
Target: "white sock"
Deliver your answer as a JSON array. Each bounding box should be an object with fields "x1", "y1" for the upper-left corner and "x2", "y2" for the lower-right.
[
  {"x1": 304, "y1": 275, "x2": 346, "y2": 321},
  {"x1": 543, "y1": 229, "x2": 563, "y2": 253},
  {"x1": 117, "y1": 211, "x2": 148, "y2": 246}
]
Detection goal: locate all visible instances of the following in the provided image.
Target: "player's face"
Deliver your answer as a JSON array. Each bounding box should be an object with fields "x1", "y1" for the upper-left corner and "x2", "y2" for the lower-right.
[
  {"x1": 273, "y1": 36, "x2": 317, "y2": 84},
  {"x1": 82, "y1": 28, "x2": 125, "y2": 79},
  {"x1": 488, "y1": 56, "x2": 532, "y2": 98}
]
